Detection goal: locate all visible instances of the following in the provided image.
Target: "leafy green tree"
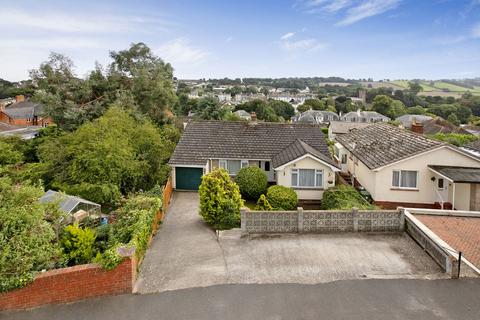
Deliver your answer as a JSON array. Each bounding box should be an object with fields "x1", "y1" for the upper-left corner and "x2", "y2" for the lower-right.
[
  {"x1": 321, "y1": 185, "x2": 374, "y2": 210},
  {"x1": 447, "y1": 113, "x2": 460, "y2": 126},
  {"x1": 236, "y1": 99, "x2": 278, "y2": 122},
  {"x1": 408, "y1": 81, "x2": 423, "y2": 95},
  {"x1": 0, "y1": 138, "x2": 23, "y2": 166},
  {"x1": 407, "y1": 106, "x2": 426, "y2": 115},
  {"x1": 196, "y1": 97, "x2": 227, "y2": 120},
  {"x1": 372, "y1": 95, "x2": 406, "y2": 118},
  {"x1": 268, "y1": 100, "x2": 295, "y2": 119},
  {"x1": 430, "y1": 133, "x2": 477, "y2": 147},
  {"x1": 297, "y1": 104, "x2": 310, "y2": 113},
  {"x1": 0, "y1": 178, "x2": 63, "y2": 292},
  {"x1": 303, "y1": 98, "x2": 326, "y2": 111},
  {"x1": 199, "y1": 169, "x2": 243, "y2": 230},
  {"x1": 38, "y1": 107, "x2": 176, "y2": 205}
]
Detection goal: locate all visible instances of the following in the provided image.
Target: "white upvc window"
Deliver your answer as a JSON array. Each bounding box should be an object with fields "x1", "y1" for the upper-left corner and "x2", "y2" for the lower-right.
[
  {"x1": 291, "y1": 169, "x2": 324, "y2": 188},
  {"x1": 219, "y1": 159, "x2": 247, "y2": 175},
  {"x1": 392, "y1": 170, "x2": 418, "y2": 189}
]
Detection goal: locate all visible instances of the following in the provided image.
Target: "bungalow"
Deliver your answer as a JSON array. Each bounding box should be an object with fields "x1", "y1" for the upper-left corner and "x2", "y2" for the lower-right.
[
  {"x1": 292, "y1": 110, "x2": 340, "y2": 124},
  {"x1": 328, "y1": 121, "x2": 372, "y2": 141},
  {"x1": 168, "y1": 120, "x2": 339, "y2": 200},
  {"x1": 335, "y1": 123, "x2": 480, "y2": 210},
  {"x1": 341, "y1": 110, "x2": 390, "y2": 123}
]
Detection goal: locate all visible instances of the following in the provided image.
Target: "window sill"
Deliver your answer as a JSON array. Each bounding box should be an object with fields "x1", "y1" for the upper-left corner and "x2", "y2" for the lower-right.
[
  {"x1": 390, "y1": 187, "x2": 419, "y2": 192},
  {"x1": 292, "y1": 187, "x2": 325, "y2": 191}
]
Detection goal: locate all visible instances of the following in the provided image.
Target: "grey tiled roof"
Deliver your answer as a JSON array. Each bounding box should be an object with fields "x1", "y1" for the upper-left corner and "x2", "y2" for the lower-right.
[
  {"x1": 395, "y1": 114, "x2": 432, "y2": 128},
  {"x1": 428, "y1": 165, "x2": 480, "y2": 183},
  {"x1": 336, "y1": 123, "x2": 444, "y2": 170},
  {"x1": 328, "y1": 121, "x2": 372, "y2": 134},
  {"x1": 169, "y1": 120, "x2": 333, "y2": 166},
  {"x1": 272, "y1": 139, "x2": 338, "y2": 168},
  {"x1": 3, "y1": 101, "x2": 44, "y2": 119},
  {"x1": 341, "y1": 111, "x2": 390, "y2": 121},
  {"x1": 465, "y1": 139, "x2": 480, "y2": 153}
]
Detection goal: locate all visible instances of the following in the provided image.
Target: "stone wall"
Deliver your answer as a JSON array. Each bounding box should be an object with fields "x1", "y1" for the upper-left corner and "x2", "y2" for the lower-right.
[{"x1": 241, "y1": 207, "x2": 403, "y2": 235}]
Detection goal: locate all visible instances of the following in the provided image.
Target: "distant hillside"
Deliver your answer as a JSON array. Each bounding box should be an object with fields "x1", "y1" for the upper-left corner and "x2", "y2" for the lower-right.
[{"x1": 362, "y1": 79, "x2": 480, "y2": 97}]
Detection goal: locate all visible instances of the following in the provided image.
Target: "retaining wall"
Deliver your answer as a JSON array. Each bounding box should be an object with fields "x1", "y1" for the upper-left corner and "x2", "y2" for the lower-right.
[
  {"x1": 241, "y1": 207, "x2": 403, "y2": 235},
  {"x1": 0, "y1": 256, "x2": 136, "y2": 311}
]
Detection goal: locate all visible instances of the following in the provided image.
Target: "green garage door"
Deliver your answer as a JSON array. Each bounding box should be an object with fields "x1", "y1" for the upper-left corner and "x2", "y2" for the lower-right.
[{"x1": 175, "y1": 167, "x2": 203, "y2": 190}]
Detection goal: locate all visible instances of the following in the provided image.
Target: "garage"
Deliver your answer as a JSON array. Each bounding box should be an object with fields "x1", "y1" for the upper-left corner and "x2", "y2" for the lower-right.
[{"x1": 175, "y1": 167, "x2": 203, "y2": 190}]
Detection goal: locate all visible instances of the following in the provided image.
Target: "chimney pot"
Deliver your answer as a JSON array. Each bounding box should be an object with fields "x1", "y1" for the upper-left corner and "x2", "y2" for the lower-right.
[
  {"x1": 15, "y1": 95, "x2": 25, "y2": 103},
  {"x1": 411, "y1": 122, "x2": 424, "y2": 134}
]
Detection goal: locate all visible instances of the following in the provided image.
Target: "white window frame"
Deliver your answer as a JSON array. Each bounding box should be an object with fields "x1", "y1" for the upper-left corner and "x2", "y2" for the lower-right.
[
  {"x1": 219, "y1": 159, "x2": 248, "y2": 175},
  {"x1": 392, "y1": 170, "x2": 418, "y2": 189},
  {"x1": 291, "y1": 168, "x2": 324, "y2": 189}
]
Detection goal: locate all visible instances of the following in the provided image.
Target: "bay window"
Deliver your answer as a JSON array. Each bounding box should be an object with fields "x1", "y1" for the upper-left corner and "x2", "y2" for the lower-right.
[
  {"x1": 291, "y1": 169, "x2": 323, "y2": 188},
  {"x1": 392, "y1": 170, "x2": 418, "y2": 189}
]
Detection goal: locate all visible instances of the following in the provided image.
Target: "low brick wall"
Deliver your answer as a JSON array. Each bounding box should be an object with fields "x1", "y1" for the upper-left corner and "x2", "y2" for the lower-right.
[
  {"x1": 0, "y1": 256, "x2": 136, "y2": 311},
  {"x1": 241, "y1": 207, "x2": 404, "y2": 235}
]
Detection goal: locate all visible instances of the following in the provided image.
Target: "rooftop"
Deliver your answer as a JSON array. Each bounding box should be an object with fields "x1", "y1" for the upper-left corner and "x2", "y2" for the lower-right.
[
  {"x1": 169, "y1": 120, "x2": 332, "y2": 167},
  {"x1": 272, "y1": 139, "x2": 338, "y2": 168},
  {"x1": 39, "y1": 190, "x2": 100, "y2": 214},
  {"x1": 2, "y1": 101, "x2": 44, "y2": 119},
  {"x1": 428, "y1": 165, "x2": 480, "y2": 184},
  {"x1": 328, "y1": 121, "x2": 372, "y2": 134},
  {"x1": 336, "y1": 122, "x2": 444, "y2": 170}
]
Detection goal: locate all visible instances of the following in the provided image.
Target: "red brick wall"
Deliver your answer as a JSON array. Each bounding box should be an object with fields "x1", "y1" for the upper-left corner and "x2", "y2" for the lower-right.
[{"x1": 0, "y1": 257, "x2": 135, "y2": 311}]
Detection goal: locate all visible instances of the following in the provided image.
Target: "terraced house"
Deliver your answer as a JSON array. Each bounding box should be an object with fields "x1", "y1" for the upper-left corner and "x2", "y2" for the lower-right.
[
  {"x1": 334, "y1": 123, "x2": 480, "y2": 210},
  {"x1": 169, "y1": 120, "x2": 339, "y2": 200}
]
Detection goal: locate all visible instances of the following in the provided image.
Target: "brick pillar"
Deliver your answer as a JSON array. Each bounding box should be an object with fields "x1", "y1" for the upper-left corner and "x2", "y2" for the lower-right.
[
  {"x1": 352, "y1": 207, "x2": 358, "y2": 232},
  {"x1": 240, "y1": 207, "x2": 248, "y2": 237},
  {"x1": 297, "y1": 207, "x2": 304, "y2": 233}
]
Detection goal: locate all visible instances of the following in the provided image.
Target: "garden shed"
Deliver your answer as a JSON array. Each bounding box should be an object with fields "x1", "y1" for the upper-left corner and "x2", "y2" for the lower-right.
[{"x1": 39, "y1": 190, "x2": 101, "y2": 215}]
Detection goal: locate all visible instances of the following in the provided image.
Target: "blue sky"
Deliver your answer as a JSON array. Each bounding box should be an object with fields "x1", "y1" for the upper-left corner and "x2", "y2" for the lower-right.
[{"x1": 1, "y1": 0, "x2": 479, "y2": 81}]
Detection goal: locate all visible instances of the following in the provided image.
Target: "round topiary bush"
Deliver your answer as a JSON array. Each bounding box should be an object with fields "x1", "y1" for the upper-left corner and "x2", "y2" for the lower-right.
[
  {"x1": 234, "y1": 166, "x2": 268, "y2": 200},
  {"x1": 266, "y1": 185, "x2": 298, "y2": 210}
]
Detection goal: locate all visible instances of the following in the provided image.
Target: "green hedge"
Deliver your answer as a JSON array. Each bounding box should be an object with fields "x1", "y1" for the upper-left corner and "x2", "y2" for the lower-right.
[
  {"x1": 321, "y1": 185, "x2": 375, "y2": 210},
  {"x1": 266, "y1": 185, "x2": 298, "y2": 210},
  {"x1": 96, "y1": 195, "x2": 161, "y2": 270},
  {"x1": 235, "y1": 166, "x2": 268, "y2": 200}
]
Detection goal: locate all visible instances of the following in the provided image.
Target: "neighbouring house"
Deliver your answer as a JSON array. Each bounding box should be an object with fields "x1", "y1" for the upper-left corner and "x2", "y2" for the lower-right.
[
  {"x1": 341, "y1": 110, "x2": 390, "y2": 123},
  {"x1": 292, "y1": 110, "x2": 340, "y2": 124},
  {"x1": 233, "y1": 109, "x2": 252, "y2": 120},
  {"x1": 328, "y1": 121, "x2": 372, "y2": 141},
  {"x1": 0, "y1": 95, "x2": 52, "y2": 127},
  {"x1": 421, "y1": 117, "x2": 470, "y2": 135},
  {"x1": 40, "y1": 190, "x2": 101, "y2": 223},
  {"x1": 335, "y1": 123, "x2": 480, "y2": 210},
  {"x1": 168, "y1": 120, "x2": 340, "y2": 200},
  {"x1": 395, "y1": 114, "x2": 433, "y2": 129},
  {"x1": 463, "y1": 139, "x2": 480, "y2": 157}
]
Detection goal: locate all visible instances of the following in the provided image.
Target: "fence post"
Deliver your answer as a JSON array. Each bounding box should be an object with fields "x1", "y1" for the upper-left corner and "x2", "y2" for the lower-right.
[
  {"x1": 398, "y1": 207, "x2": 405, "y2": 231},
  {"x1": 240, "y1": 207, "x2": 248, "y2": 237},
  {"x1": 352, "y1": 207, "x2": 358, "y2": 232},
  {"x1": 297, "y1": 207, "x2": 304, "y2": 234}
]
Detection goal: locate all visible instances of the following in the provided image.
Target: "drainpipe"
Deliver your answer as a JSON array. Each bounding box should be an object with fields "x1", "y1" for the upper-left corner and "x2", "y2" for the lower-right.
[{"x1": 452, "y1": 183, "x2": 456, "y2": 209}]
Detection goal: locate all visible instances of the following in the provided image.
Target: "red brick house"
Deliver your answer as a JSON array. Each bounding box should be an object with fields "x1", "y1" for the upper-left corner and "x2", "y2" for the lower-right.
[{"x1": 0, "y1": 95, "x2": 52, "y2": 127}]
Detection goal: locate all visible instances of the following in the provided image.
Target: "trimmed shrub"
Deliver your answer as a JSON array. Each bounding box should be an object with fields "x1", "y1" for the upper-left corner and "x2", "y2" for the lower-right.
[
  {"x1": 235, "y1": 166, "x2": 268, "y2": 200},
  {"x1": 199, "y1": 168, "x2": 243, "y2": 230},
  {"x1": 60, "y1": 224, "x2": 97, "y2": 266},
  {"x1": 266, "y1": 185, "x2": 298, "y2": 210},
  {"x1": 321, "y1": 185, "x2": 375, "y2": 210},
  {"x1": 255, "y1": 194, "x2": 273, "y2": 211}
]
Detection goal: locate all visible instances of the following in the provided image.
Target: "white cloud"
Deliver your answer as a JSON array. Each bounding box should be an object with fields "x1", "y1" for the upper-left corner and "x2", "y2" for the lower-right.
[
  {"x1": 281, "y1": 32, "x2": 296, "y2": 40},
  {"x1": 0, "y1": 8, "x2": 170, "y2": 34},
  {"x1": 156, "y1": 38, "x2": 209, "y2": 65},
  {"x1": 225, "y1": 36, "x2": 233, "y2": 43},
  {"x1": 280, "y1": 38, "x2": 327, "y2": 52},
  {"x1": 300, "y1": 0, "x2": 401, "y2": 26},
  {"x1": 336, "y1": 0, "x2": 401, "y2": 26}
]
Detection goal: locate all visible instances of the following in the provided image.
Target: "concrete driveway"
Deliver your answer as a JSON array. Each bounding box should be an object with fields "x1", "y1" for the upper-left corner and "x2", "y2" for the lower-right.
[
  {"x1": 136, "y1": 192, "x2": 443, "y2": 294},
  {"x1": 136, "y1": 192, "x2": 227, "y2": 293}
]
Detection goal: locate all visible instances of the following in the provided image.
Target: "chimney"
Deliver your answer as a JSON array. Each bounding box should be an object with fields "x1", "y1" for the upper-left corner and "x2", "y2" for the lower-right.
[
  {"x1": 411, "y1": 121, "x2": 424, "y2": 134},
  {"x1": 250, "y1": 112, "x2": 257, "y2": 122},
  {"x1": 15, "y1": 95, "x2": 25, "y2": 103}
]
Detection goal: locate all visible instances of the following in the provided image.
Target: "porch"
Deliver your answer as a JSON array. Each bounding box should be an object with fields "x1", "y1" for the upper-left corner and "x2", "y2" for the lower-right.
[{"x1": 428, "y1": 165, "x2": 480, "y2": 211}]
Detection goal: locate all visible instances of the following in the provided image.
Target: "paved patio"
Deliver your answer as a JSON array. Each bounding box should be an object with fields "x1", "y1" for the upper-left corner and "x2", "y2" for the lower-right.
[{"x1": 136, "y1": 192, "x2": 444, "y2": 294}]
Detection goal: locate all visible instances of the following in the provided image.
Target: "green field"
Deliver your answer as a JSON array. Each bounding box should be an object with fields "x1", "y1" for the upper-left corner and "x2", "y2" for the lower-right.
[{"x1": 382, "y1": 80, "x2": 480, "y2": 96}]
